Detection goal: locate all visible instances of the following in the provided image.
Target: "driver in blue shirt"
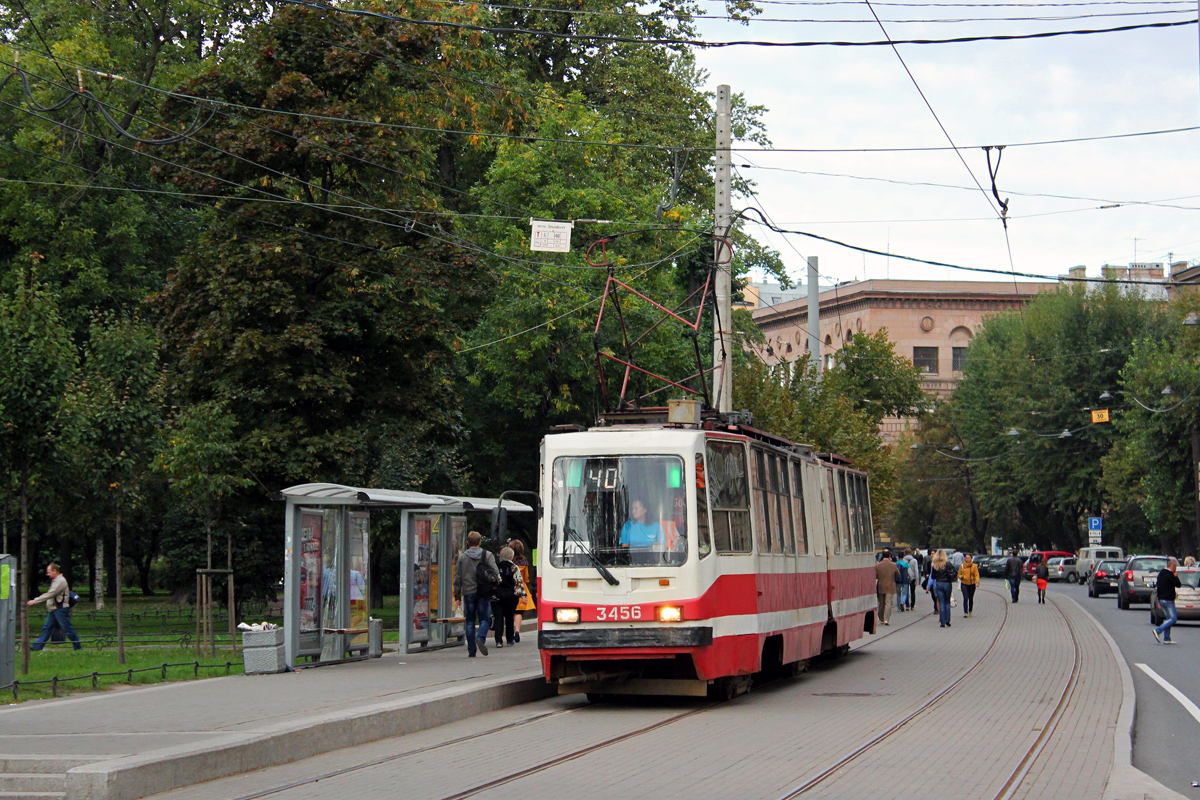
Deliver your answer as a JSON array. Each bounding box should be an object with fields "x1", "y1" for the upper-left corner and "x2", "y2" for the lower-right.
[{"x1": 620, "y1": 499, "x2": 664, "y2": 548}]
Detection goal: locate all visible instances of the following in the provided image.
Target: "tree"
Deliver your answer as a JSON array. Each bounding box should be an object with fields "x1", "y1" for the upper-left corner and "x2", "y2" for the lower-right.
[
  {"x1": 70, "y1": 314, "x2": 161, "y2": 664},
  {"x1": 943, "y1": 284, "x2": 1170, "y2": 551},
  {"x1": 825, "y1": 328, "x2": 927, "y2": 424},
  {"x1": 0, "y1": 284, "x2": 76, "y2": 674}
]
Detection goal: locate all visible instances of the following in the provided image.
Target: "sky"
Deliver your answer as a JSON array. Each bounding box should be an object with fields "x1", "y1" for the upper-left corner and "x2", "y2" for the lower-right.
[{"x1": 689, "y1": 2, "x2": 1200, "y2": 288}]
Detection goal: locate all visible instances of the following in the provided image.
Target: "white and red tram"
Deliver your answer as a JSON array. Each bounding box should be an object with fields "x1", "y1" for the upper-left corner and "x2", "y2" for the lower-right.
[{"x1": 536, "y1": 420, "x2": 879, "y2": 698}]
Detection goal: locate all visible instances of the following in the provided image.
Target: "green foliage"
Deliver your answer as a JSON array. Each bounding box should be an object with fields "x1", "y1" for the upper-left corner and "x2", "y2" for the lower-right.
[
  {"x1": 825, "y1": 328, "x2": 926, "y2": 424},
  {"x1": 733, "y1": 349, "x2": 906, "y2": 530}
]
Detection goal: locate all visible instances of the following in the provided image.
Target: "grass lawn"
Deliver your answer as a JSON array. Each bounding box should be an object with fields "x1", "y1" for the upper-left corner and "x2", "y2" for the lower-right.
[{"x1": 7, "y1": 646, "x2": 242, "y2": 703}]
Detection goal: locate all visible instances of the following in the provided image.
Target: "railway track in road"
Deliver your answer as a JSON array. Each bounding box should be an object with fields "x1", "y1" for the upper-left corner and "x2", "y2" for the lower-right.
[
  {"x1": 776, "y1": 588, "x2": 1082, "y2": 800},
  {"x1": 221, "y1": 590, "x2": 1084, "y2": 800}
]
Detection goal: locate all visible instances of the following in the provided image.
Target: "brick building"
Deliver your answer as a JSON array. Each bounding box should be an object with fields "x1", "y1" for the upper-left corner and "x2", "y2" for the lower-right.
[{"x1": 750, "y1": 279, "x2": 1055, "y2": 441}]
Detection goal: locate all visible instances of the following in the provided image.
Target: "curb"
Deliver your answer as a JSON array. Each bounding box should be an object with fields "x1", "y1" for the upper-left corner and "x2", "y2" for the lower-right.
[
  {"x1": 64, "y1": 670, "x2": 553, "y2": 800},
  {"x1": 1062, "y1": 596, "x2": 1190, "y2": 800}
]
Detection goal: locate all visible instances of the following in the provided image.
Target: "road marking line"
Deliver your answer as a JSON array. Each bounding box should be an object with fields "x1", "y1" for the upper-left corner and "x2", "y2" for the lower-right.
[{"x1": 1135, "y1": 663, "x2": 1200, "y2": 725}]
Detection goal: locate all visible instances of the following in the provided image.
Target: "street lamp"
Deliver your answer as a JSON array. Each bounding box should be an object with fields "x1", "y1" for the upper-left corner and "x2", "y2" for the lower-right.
[
  {"x1": 1059, "y1": 428, "x2": 1073, "y2": 439},
  {"x1": 1163, "y1": 385, "x2": 1175, "y2": 396},
  {"x1": 1184, "y1": 312, "x2": 1200, "y2": 326},
  {"x1": 1099, "y1": 391, "x2": 1113, "y2": 402}
]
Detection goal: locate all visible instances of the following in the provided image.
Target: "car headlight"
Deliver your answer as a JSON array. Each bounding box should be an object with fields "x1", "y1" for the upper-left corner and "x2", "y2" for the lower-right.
[
  {"x1": 656, "y1": 606, "x2": 683, "y2": 623},
  {"x1": 554, "y1": 607, "x2": 581, "y2": 624}
]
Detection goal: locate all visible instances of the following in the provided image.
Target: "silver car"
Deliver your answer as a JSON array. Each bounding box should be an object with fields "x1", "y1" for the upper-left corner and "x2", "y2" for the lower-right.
[
  {"x1": 1118, "y1": 556, "x2": 1170, "y2": 609},
  {"x1": 1151, "y1": 568, "x2": 1200, "y2": 624},
  {"x1": 1047, "y1": 556, "x2": 1079, "y2": 583}
]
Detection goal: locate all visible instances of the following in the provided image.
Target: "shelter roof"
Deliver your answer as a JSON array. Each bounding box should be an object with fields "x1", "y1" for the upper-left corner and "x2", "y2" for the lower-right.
[{"x1": 277, "y1": 483, "x2": 532, "y2": 512}]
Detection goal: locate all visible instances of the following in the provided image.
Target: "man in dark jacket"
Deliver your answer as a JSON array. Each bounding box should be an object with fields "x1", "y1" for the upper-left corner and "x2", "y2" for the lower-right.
[
  {"x1": 453, "y1": 531, "x2": 500, "y2": 657},
  {"x1": 1004, "y1": 550, "x2": 1024, "y2": 603},
  {"x1": 1153, "y1": 558, "x2": 1181, "y2": 644}
]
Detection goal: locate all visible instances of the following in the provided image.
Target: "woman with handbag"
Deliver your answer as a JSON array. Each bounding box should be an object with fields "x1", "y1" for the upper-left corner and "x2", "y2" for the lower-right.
[
  {"x1": 930, "y1": 549, "x2": 958, "y2": 628},
  {"x1": 958, "y1": 554, "x2": 981, "y2": 618},
  {"x1": 510, "y1": 539, "x2": 535, "y2": 643}
]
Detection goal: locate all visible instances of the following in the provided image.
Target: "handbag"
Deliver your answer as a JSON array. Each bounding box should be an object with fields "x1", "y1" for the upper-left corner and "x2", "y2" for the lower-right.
[{"x1": 950, "y1": 595, "x2": 958, "y2": 608}]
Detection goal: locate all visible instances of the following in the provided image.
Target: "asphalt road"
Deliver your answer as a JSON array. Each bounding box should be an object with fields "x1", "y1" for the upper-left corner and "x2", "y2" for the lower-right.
[{"x1": 992, "y1": 575, "x2": 1200, "y2": 798}]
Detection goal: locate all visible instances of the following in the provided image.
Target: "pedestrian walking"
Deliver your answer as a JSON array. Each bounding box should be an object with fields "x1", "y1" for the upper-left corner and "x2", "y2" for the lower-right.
[
  {"x1": 492, "y1": 547, "x2": 524, "y2": 648},
  {"x1": 949, "y1": 550, "x2": 965, "y2": 570},
  {"x1": 905, "y1": 549, "x2": 920, "y2": 610},
  {"x1": 1004, "y1": 550, "x2": 1023, "y2": 603},
  {"x1": 958, "y1": 554, "x2": 980, "y2": 617},
  {"x1": 931, "y1": 549, "x2": 957, "y2": 628},
  {"x1": 875, "y1": 554, "x2": 900, "y2": 626},
  {"x1": 27, "y1": 563, "x2": 81, "y2": 651},
  {"x1": 1184, "y1": 556, "x2": 1196, "y2": 567},
  {"x1": 453, "y1": 531, "x2": 500, "y2": 657},
  {"x1": 895, "y1": 553, "x2": 910, "y2": 612},
  {"x1": 1035, "y1": 560, "x2": 1049, "y2": 604},
  {"x1": 1153, "y1": 557, "x2": 1182, "y2": 644},
  {"x1": 510, "y1": 539, "x2": 535, "y2": 644}
]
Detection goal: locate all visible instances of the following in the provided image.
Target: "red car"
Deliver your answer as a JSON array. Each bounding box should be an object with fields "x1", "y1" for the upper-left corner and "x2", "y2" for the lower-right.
[{"x1": 1024, "y1": 551, "x2": 1073, "y2": 580}]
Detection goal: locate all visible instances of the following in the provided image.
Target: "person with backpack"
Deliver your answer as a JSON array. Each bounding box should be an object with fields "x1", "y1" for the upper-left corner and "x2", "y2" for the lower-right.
[
  {"x1": 492, "y1": 547, "x2": 526, "y2": 648},
  {"x1": 27, "y1": 563, "x2": 82, "y2": 651},
  {"x1": 453, "y1": 531, "x2": 500, "y2": 657}
]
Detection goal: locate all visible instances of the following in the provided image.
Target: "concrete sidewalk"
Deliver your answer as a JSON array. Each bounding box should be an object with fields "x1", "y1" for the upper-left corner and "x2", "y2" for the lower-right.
[{"x1": 0, "y1": 634, "x2": 547, "y2": 800}]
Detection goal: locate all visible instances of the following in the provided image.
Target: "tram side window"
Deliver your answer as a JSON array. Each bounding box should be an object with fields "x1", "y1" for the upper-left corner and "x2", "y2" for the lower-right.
[
  {"x1": 844, "y1": 472, "x2": 860, "y2": 553},
  {"x1": 696, "y1": 454, "x2": 712, "y2": 559},
  {"x1": 858, "y1": 475, "x2": 875, "y2": 550},
  {"x1": 776, "y1": 455, "x2": 796, "y2": 555},
  {"x1": 826, "y1": 470, "x2": 840, "y2": 555},
  {"x1": 706, "y1": 441, "x2": 752, "y2": 553},
  {"x1": 791, "y1": 462, "x2": 808, "y2": 555},
  {"x1": 836, "y1": 471, "x2": 852, "y2": 554},
  {"x1": 752, "y1": 448, "x2": 773, "y2": 554}
]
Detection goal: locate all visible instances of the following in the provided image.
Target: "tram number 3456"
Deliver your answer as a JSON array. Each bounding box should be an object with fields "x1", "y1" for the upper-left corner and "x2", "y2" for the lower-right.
[{"x1": 594, "y1": 606, "x2": 643, "y2": 621}]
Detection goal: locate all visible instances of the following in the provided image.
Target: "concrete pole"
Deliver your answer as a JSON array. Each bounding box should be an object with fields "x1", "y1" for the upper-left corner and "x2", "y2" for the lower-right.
[
  {"x1": 807, "y1": 255, "x2": 821, "y2": 377},
  {"x1": 713, "y1": 84, "x2": 733, "y2": 413}
]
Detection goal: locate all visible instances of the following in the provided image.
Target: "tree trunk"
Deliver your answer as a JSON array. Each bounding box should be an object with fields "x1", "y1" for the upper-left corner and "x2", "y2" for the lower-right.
[
  {"x1": 116, "y1": 508, "x2": 124, "y2": 665},
  {"x1": 94, "y1": 533, "x2": 106, "y2": 610},
  {"x1": 138, "y1": 559, "x2": 153, "y2": 596}
]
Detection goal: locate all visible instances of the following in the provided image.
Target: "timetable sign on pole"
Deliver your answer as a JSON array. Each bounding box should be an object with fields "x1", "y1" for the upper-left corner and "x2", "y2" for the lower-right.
[{"x1": 530, "y1": 219, "x2": 573, "y2": 252}]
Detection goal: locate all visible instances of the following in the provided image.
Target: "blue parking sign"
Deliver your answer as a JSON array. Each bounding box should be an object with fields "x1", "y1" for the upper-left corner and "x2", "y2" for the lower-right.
[{"x1": 1088, "y1": 517, "x2": 1102, "y2": 532}]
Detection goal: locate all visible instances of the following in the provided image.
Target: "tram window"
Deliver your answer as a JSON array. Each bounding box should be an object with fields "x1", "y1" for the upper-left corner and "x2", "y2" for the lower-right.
[
  {"x1": 706, "y1": 440, "x2": 752, "y2": 554},
  {"x1": 696, "y1": 454, "x2": 712, "y2": 559},
  {"x1": 837, "y1": 471, "x2": 852, "y2": 554},
  {"x1": 826, "y1": 470, "x2": 841, "y2": 554},
  {"x1": 858, "y1": 475, "x2": 874, "y2": 550},
  {"x1": 777, "y1": 457, "x2": 795, "y2": 555},
  {"x1": 845, "y1": 472, "x2": 860, "y2": 553},
  {"x1": 752, "y1": 448, "x2": 772, "y2": 554},
  {"x1": 550, "y1": 455, "x2": 688, "y2": 568},
  {"x1": 791, "y1": 463, "x2": 808, "y2": 555}
]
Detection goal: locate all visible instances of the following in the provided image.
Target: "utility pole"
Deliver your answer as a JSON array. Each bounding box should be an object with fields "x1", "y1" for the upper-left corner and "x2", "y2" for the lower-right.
[
  {"x1": 713, "y1": 84, "x2": 733, "y2": 413},
  {"x1": 807, "y1": 255, "x2": 821, "y2": 377}
]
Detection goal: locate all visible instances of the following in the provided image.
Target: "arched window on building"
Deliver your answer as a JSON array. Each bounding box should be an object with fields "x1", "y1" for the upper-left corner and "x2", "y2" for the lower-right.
[{"x1": 950, "y1": 326, "x2": 973, "y2": 372}]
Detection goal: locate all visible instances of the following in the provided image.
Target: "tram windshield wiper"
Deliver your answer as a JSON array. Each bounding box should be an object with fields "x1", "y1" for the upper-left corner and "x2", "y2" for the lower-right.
[{"x1": 563, "y1": 496, "x2": 620, "y2": 586}]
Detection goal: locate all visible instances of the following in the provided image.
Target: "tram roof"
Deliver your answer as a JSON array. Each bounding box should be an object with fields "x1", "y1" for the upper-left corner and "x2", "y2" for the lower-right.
[{"x1": 276, "y1": 483, "x2": 533, "y2": 512}]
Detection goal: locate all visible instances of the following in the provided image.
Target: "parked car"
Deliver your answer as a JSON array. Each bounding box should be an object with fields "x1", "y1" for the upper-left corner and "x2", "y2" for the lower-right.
[
  {"x1": 1024, "y1": 551, "x2": 1074, "y2": 580},
  {"x1": 1077, "y1": 546, "x2": 1124, "y2": 582},
  {"x1": 1088, "y1": 560, "x2": 1126, "y2": 597},
  {"x1": 1046, "y1": 556, "x2": 1080, "y2": 583},
  {"x1": 1118, "y1": 555, "x2": 1171, "y2": 609},
  {"x1": 986, "y1": 556, "x2": 1010, "y2": 578},
  {"x1": 1151, "y1": 567, "x2": 1200, "y2": 625}
]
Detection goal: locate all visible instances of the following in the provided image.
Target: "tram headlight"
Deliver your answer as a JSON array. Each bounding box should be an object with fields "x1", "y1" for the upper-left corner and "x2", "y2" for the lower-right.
[
  {"x1": 554, "y1": 607, "x2": 581, "y2": 624},
  {"x1": 656, "y1": 606, "x2": 683, "y2": 623}
]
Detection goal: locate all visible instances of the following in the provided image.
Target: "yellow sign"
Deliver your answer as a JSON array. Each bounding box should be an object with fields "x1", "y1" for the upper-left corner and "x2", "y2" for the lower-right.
[{"x1": 1092, "y1": 409, "x2": 1110, "y2": 424}]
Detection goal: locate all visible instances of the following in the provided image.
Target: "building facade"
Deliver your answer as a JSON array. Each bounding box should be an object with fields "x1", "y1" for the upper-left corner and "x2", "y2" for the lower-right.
[{"x1": 750, "y1": 279, "x2": 1055, "y2": 441}]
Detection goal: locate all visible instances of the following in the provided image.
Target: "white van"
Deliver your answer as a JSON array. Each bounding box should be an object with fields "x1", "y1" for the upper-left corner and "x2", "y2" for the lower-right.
[{"x1": 1077, "y1": 546, "x2": 1124, "y2": 580}]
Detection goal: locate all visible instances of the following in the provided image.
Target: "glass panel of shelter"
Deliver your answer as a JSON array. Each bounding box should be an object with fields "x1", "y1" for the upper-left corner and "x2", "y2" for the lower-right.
[{"x1": 791, "y1": 462, "x2": 808, "y2": 555}]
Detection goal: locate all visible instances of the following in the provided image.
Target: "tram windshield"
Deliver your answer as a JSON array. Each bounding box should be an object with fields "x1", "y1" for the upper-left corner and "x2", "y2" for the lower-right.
[{"x1": 550, "y1": 455, "x2": 688, "y2": 568}]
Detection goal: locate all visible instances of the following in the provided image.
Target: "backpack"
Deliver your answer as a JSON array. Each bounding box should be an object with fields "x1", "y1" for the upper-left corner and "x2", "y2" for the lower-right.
[{"x1": 475, "y1": 554, "x2": 497, "y2": 598}]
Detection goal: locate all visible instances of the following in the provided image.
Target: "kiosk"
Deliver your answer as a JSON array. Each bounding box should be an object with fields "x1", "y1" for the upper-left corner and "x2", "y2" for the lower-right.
[{"x1": 277, "y1": 484, "x2": 531, "y2": 669}]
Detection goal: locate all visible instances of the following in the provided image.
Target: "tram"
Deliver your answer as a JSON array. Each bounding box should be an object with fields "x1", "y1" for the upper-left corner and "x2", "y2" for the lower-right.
[{"x1": 536, "y1": 408, "x2": 878, "y2": 699}]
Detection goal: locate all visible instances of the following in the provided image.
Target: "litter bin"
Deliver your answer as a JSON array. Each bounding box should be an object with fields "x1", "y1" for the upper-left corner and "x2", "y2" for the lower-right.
[{"x1": 368, "y1": 618, "x2": 383, "y2": 658}]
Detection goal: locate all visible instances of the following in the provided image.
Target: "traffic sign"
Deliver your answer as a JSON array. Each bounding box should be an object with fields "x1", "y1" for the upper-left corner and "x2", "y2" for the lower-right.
[
  {"x1": 1088, "y1": 517, "x2": 1102, "y2": 532},
  {"x1": 1091, "y1": 409, "x2": 1110, "y2": 424}
]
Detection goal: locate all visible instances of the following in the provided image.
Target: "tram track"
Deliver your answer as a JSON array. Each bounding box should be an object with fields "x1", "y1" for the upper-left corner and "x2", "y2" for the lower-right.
[
  {"x1": 774, "y1": 587, "x2": 1084, "y2": 800},
  {"x1": 219, "y1": 589, "x2": 1083, "y2": 800}
]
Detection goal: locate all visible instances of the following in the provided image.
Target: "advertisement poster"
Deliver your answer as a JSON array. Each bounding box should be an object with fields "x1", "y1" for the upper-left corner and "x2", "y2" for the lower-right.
[
  {"x1": 348, "y1": 512, "x2": 370, "y2": 647},
  {"x1": 412, "y1": 516, "x2": 432, "y2": 643},
  {"x1": 300, "y1": 512, "x2": 323, "y2": 634}
]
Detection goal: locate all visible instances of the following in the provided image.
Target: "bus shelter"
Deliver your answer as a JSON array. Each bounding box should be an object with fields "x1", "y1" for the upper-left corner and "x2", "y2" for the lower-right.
[{"x1": 278, "y1": 484, "x2": 531, "y2": 668}]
